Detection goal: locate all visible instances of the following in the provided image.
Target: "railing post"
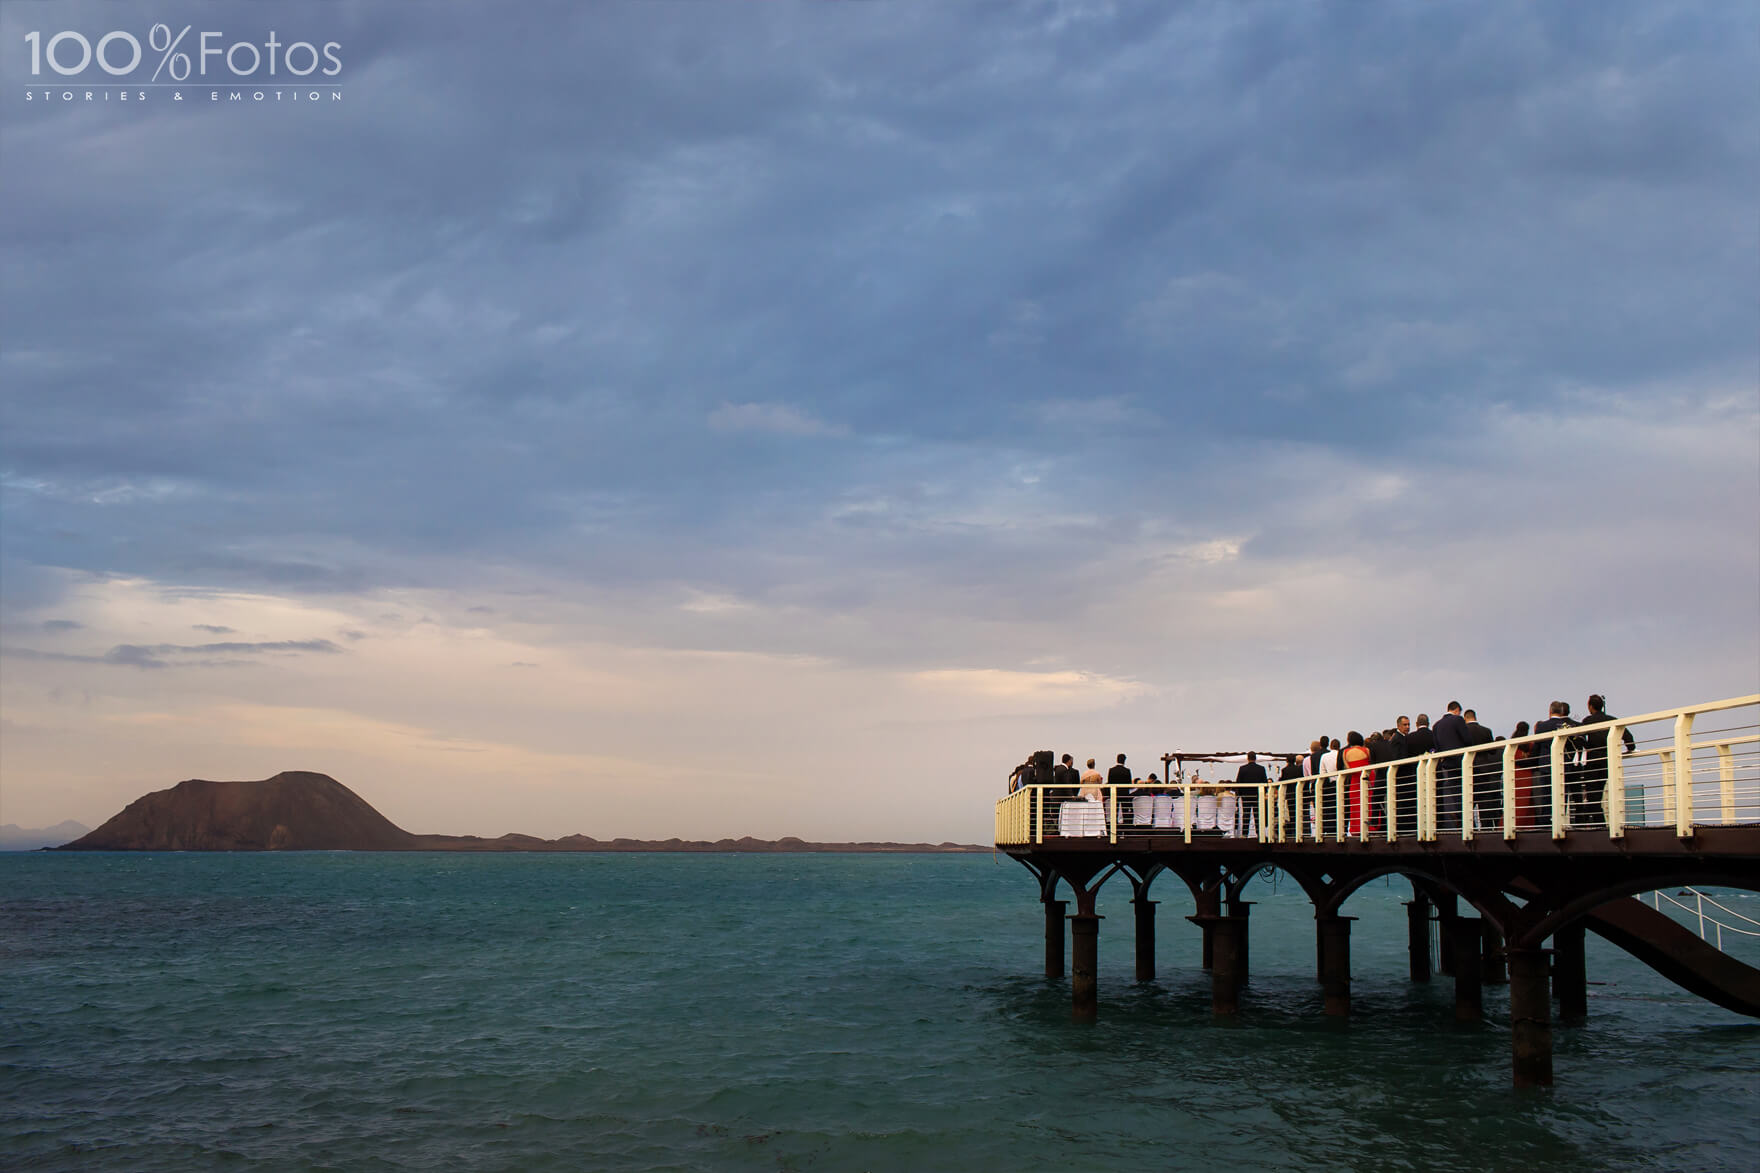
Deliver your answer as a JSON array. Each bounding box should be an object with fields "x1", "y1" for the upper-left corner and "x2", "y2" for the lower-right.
[
  {"x1": 1109, "y1": 788, "x2": 1118, "y2": 845},
  {"x1": 1607, "y1": 727, "x2": 1627, "y2": 837},
  {"x1": 1717, "y1": 741, "x2": 1735, "y2": 824},
  {"x1": 1033, "y1": 787, "x2": 1043, "y2": 845},
  {"x1": 1550, "y1": 734, "x2": 1568, "y2": 840},
  {"x1": 1502, "y1": 744, "x2": 1518, "y2": 839},
  {"x1": 1462, "y1": 750, "x2": 1477, "y2": 841},
  {"x1": 1674, "y1": 712, "x2": 1695, "y2": 837},
  {"x1": 1182, "y1": 785, "x2": 1193, "y2": 845},
  {"x1": 1420, "y1": 757, "x2": 1436, "y2": 842}
]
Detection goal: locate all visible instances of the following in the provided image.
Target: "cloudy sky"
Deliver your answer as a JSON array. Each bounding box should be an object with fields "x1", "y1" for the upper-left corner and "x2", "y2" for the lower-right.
[{"x1": 2, "y1": 1, "x2": 1756, "y2": 842}]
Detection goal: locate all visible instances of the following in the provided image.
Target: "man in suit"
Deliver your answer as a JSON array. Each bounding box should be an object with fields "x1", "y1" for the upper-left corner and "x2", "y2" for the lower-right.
[
  {"x1": 1464, "y1": 709, "x2": 1500, "y2": 830},
  {"x1": 1431, "y1": 702, "x2": 1471, "y2": 832},
  {"x1": 1396, "y1": 715, "x2": 1433, "y2": 838},
  {"x1": 1052, "y1": 753, "x2": 1078, "y2": 793},
  {"x1": 1279, "y1": 754, "x2": 1303, "y2": 836},
  {"x1": 1227, "y1": 752, "x2": 1268, "y2": 838},
  {"x1": 1532, "y1": 701, "x2": 1576, "y2": 828},
  {"x1": 1109, "y1": 753, "x2": 1135, "y2": 824}
]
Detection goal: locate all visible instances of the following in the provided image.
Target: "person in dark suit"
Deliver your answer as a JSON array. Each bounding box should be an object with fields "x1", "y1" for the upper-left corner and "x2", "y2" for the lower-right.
[
  {"x1": 1532, "y1": 702, "x2": 1577, "y2": 828},
  {"x1": 1367, "y1": 730, "x2": 1395, "y2": 832},
  {"x1": 1397, "y1": 714, "x2": 1433, "y2": 837},
  {"x1": 1575, "y1": 694, "x2": 1635, "y2": 827},
  {"x1": 1278, "y1": 754, "x2": 1302, "y2": 836},
  {"x1": 1108, "y1": 753, "x2": 1135, "y2": 824},
  {"x1": 1464, "y1": 709, "x2": 1500, "y2": 829},
  {"x1": 1052, "y1": 753, "x2": 1078, "y2": 796},
  {"x1": 1231, "y1": 752, "x2": 1269, "y2": 837},
  {"x1": 1431, "y1": 702, "x2": 1471, "y2": 832}
]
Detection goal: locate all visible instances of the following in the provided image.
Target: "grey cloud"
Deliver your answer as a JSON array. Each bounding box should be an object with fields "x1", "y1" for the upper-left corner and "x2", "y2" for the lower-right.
[
  {"x1": 0, "y1": 638, "x2": 344, "y2": 671},
  {"x1": 0, "y1": 0, "x2": 1753, "y2": 690},
  {"x1": 42, "y1": 619, "x2": 82, "y2": 631},
  {"x1": 192, "y1": 624, "x2": 235, "y2": 634}
]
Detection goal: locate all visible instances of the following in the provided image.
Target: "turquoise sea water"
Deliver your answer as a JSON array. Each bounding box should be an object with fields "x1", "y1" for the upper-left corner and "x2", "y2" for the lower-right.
[{"x1": 3, "y1": 853, "x2": 1757, "y2": 1172}]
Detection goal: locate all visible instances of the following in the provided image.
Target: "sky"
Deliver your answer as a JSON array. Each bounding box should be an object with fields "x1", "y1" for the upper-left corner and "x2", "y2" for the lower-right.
[{"x1": 1, "y1": 0, "x2": 1756, "y2": 843}]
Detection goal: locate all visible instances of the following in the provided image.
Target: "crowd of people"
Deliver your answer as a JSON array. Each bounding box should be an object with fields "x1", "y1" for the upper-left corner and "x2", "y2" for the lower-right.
[{"x1": 1008, "y1": 694, "x2": 1638, "y2": 837}]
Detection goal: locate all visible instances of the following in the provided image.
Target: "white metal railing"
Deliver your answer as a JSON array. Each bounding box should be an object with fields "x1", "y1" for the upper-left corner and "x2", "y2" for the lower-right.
[
  {"x1": 994, "y1": 694, "x2": 1760, "y2": 847},
  {"x1": 1646, "y1": 888, "x2": 1760, "y2": 953},
  {"x1": 1647, "y1": 887, "x2": 1760, "y2": 951}
]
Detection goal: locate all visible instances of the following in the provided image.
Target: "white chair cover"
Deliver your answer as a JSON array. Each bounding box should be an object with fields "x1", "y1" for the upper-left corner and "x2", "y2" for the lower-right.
[
  {"x1": 1153, "y1": 794, "x2": 1176, "y2": 829},
  {"x1": 1217, "y1": 792, "x2": 1238, "y2": 837},
  {"x1": 1196, "y1": 793, "x2": 1218, "y2": 832},
  {"x1": 1132, "y1": 796, "x2": 1156, "y2": 827}
]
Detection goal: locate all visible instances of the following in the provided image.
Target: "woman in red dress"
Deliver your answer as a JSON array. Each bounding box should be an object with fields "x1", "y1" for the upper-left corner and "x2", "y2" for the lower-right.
[
  {"x1": 1341, "y1": 731, "x2": 1373, "y2": 837},
  {"x1": 1510, "y1": 720, "x2": 1536, "y2": 829}
]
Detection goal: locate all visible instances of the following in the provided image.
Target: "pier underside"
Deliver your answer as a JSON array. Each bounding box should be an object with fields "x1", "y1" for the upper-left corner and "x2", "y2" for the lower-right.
[{"x1": 1004, "y1": 825, "x2": 1760, "y2": 1086}]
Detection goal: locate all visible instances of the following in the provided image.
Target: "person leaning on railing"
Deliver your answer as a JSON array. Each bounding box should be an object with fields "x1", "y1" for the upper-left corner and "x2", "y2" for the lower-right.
[{"x1": 1575, "y1": 694, "x2": 1636, "y2": 827}]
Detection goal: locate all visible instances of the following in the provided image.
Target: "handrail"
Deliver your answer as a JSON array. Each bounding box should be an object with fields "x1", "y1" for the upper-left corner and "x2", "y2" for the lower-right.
[
  {"x1": 1648, "y1": 887, "x2": 1760, "y2": 952},
  {"x1": 993, "y1": 694, "x2": 1760, "y2": 847}
]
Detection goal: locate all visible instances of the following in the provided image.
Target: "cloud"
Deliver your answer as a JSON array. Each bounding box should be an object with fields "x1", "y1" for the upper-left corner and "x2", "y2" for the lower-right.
[
  {"x1": 192, "y1": 624, "x2": 235, "y2": 634},
  {"x1": 707, "y1": 402, "x2": 845, "y2": 437}
]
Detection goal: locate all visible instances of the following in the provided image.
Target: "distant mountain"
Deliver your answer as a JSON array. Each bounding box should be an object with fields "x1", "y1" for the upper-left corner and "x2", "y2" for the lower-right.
[
  {"x1": 55, "y1": 772, "x2": 988, "y2": 853},
  {"x1": 0, "y1": 820, "x2": 90, "y2": 851}
]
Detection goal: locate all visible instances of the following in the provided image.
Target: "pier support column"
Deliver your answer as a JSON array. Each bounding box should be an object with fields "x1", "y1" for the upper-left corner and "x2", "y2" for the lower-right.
[
  {"x1": 1508, "y1": 948, "x2": 1553, "y2": 1087},
  {"x1": 1318, "y1": 916, "x2": 1354, "y2": 1017},
  {"x1": 1194, "y1": 886, "x2": 1221, "y2": 970},
  {"x1": 1043, "y1": 899, "x2": 1067, "y2": 978},
  {"x1": 1070, "y1": 913, "x2": 1102, "y2": 1021},
  {"x1": 1132, "y1": 899, "x2": 1158, "y2": 982},
  {"x1": 1406, "y1": 893, "x2": 1433, "y2": 982},
  {"x1": 1226, "y1": 900, "x2": 1254, "y2": 983},
  {"x1": 1436, "y1": 893, "x2": 1460, "y2": 977},
  {"x1": 1554, "y1": 922, "x2": 1588, "y2": 1025},
  {"x1": 1211, "y1": 915, "x2": 1246, "y2": 1015},
  {"x1": 1449, "y1": 916, "x2": 1483, "y2": 1021},
  {"x1": 1482, "y1": 922, "x2": 1509, "y2": 986}
]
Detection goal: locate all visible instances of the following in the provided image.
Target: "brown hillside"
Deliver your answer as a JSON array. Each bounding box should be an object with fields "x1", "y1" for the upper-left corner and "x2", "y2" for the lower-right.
[
  {"x1": 60, "y1": 771, "x2": 418, "y2": 851},
  {"x1": 55, "y1": 771, "x2": 991, "y2": 852}
]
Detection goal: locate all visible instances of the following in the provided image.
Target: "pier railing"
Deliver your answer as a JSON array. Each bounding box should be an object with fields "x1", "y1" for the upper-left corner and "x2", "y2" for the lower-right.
[{"x1": 995, "y1": 694, "x2": 1760, "y2": 847}]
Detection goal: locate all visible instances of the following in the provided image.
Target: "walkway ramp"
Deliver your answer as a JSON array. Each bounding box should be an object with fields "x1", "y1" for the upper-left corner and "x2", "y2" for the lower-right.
[{"x1": 1586, "y1": 896, "x2": 1760, "y2": 1018}]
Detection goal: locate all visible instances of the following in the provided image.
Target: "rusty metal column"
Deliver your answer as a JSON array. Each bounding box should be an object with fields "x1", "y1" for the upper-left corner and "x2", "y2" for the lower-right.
[
  {"x1": 1406, "y1": 893, "x2": 1432, "y2": 982},
  {"x1": 1211, "y1": 915, "x2": 1245, "y2": 1015},
  {"x1": 1070, "y1": 913, "x2": 1102, "y2": 1020},
  {"x1": 1482, "y1": 922, "x2": 1509, "y2": 986},
  {"x1": 1226, "y1": 899, "x2": 1254, "y2": 984},
  {"x1": 1508, "y1": 947, "x2": 1553, "y2": 1087},
  {"x1": 1044, "y1": 899, "x2": 1067, "y2": 978},
  {"x1": 1192, "y1": 885, "x2": 1221, "y2": 970},
  {"x1": 1449, "y1": 916, "x2": 1483, "y2": 1021},
  {"x1": 1132, "y1": 898, "x2": 1158, "y2": 982},
  {"x1": 1318, "y1": 915, "x2": 1354, "y2": 1016},
  {"x1": 1554, "y1": 922, "x2": 1587, "y2": 1025},
  {"x1": 1436, "y1": 892, "x2": 1459, "y2": 977}
]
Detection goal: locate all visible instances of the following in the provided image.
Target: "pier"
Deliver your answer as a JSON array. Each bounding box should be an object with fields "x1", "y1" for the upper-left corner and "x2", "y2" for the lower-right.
[{"x1": 995, "y1": 695, "x2": 1760, "y2": 1085}]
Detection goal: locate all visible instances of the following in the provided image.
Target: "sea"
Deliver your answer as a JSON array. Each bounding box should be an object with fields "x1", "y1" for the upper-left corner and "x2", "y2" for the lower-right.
[{"x1": 3, "y1": 852, "x2": 1756, "y2": 1172}]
